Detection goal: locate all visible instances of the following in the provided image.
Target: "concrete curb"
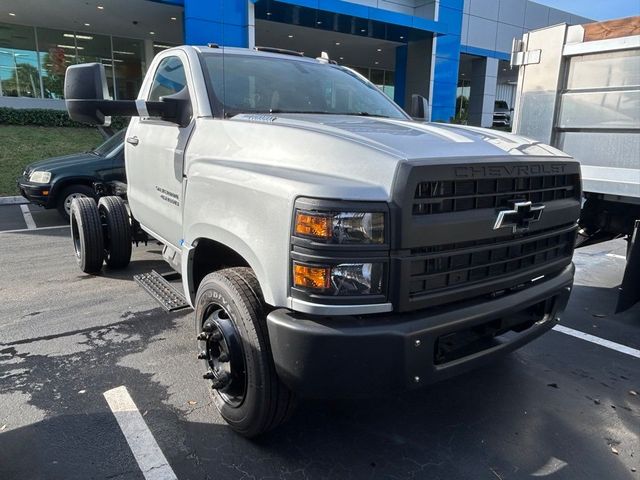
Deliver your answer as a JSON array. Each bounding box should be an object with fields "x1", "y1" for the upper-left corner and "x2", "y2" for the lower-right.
[{"x1": 0, "y1": 196, "x2": 29, "y2": 206}]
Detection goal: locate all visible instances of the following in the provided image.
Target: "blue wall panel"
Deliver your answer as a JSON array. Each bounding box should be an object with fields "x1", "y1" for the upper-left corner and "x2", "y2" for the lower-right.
[
  {"x1": 184, "y1": 0, "x2": 249, "y2": 47},
  {"x1": 394, "y1": 44, "x2": 407, "y2": 108}
]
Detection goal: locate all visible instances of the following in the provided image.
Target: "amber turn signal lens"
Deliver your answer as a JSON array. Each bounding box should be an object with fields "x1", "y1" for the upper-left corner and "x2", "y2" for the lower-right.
[
  {"x1": 295, "y1": 212, "x2": 332, "y2": 239},
  {"x1": 293, "y1": 263, "x2": 330, "y2": 290}
]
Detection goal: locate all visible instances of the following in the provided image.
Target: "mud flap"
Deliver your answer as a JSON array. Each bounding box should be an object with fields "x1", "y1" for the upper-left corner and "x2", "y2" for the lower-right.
[{"x1": 616, "y1": 220, "x2": 640, "y2": 313}]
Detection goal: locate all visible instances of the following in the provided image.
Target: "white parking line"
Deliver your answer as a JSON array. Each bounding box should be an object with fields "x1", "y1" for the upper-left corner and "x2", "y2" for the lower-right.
[
  {"x1": 20, "y1": 204, "x2": 36, "y2": 230},
  {"x1": 0, "y1": 225, "x2": 68, "y2": 234},
  {"x1": 553, "y1": 325, "x2": 640, "y2": 359},
  {"x1": 103, "y1": 386, "x2": 178, "y2": 480},
  {"x1": 606, "y1": 253, "x2": 627, "y2": 260}
]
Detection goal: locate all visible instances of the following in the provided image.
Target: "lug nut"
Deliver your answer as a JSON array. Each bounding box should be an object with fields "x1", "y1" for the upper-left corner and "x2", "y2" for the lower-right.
[
  {"x1": 197, "y1": 350, "x2": 207, "y2": 360},
  {"x1": 211, "y1": 372, "x2": 230, "y2": 390},
  {"x1": 202, "y1": 370, "x2": 216, "y2": 380},
  {"x1": 196, "y1": 332, "x2": 208, "y2": 341},
  {"x1": 202, "y1": 321, "x2": 215, "y2": 332},
  {"x1": 211, "y1": 379, "x2": 226, "y2": 389}
]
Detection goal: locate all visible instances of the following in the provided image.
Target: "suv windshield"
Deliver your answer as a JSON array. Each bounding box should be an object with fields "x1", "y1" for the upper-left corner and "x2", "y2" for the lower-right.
[
  {"x1": 494, "y1": 100, "x2": 509, "y2": 110},
  {"x1": 201, "y1": 53, "x2": 408, "y2": 119},
  {"x1": 93, "y1": 129, "x2": 125, "y2": 157}
]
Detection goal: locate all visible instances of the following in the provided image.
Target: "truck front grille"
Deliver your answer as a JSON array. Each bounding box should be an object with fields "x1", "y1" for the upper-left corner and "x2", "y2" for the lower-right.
[
  {"x1": 413, "y1": 174, "x2": 580, "y2": 215},
  {"x1": 392, "y1": 160, "x2": 582, "y2": 312},
  {"x1": 408, "y1": 227, "x2": 576, "y2": 297}
]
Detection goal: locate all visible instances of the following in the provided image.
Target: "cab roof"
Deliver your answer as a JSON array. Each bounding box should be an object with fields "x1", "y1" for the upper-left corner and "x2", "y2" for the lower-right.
[{"x1": 191, "y1": 45, "x2": 327, "y2": 64}]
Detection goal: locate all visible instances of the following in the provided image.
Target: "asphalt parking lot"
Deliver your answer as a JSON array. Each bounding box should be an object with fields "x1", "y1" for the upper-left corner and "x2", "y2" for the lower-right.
[{"x1": 1, "y1": 204, "x2": 638, "y2": 480}]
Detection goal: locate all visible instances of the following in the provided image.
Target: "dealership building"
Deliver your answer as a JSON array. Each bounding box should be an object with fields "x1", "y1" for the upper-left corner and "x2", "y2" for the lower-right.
[{"x1": 1, "y1": 0, "x2": 590, "y2": 126}]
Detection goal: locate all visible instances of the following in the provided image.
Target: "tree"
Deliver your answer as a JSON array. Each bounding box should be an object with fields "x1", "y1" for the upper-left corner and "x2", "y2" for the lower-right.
[{"x1": 2, "y1": 61, "x2": 40, "y2": 97}]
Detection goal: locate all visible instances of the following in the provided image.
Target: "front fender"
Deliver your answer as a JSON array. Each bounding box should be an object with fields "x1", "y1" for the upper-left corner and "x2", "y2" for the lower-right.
[{"x1": 181, "y1": 223, "x2": 274, "y2": 307}]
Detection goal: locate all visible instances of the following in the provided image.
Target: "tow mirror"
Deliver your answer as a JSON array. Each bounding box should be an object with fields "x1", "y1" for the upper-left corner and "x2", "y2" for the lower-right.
[
  {"x1": 64, "y1": 63, "x2": 114, "y2": 125},
  {"x1": 64, "y1": 62, "x2": 189, "y2": 127},
  {"x1": 410, "y1": 94, "x2": 430, "y2": 121}
]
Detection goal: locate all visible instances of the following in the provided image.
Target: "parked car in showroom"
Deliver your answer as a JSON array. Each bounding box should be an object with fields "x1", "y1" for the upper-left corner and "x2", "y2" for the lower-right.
[
  {"x1": 493, "y1": 100, "x2": 512, "y2": 128},
  {"x1": 17, "y1": 129, "x2": 125, "y2": 219}
]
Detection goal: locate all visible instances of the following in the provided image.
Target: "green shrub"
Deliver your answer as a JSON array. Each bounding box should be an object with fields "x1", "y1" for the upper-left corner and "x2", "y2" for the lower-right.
[{"x1": 0, "y1": 107, "x2": 129, "y2": 130}]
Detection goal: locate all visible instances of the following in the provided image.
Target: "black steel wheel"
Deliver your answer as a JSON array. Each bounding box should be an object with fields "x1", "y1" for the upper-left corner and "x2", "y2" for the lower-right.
[
  {"x1": 98, "y1": 196, "x2": 132, "y2": 269},
  {"x1": 70, "y1": 197, "x2": 104, "y2": 274},
  {"x1": 199, "y1": 306, "x2": 247, "y2": 407},
  {"x1": 194, "y1": 267, "x2": 296, "y2": 437}
]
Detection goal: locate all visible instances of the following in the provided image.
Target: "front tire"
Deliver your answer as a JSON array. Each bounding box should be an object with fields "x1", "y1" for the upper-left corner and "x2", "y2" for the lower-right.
[
  {"x1": 195, "y1": 267, "x2": 296, "y2": 437},
  {"x1": 98, "y1": 196, "x2": 132, "y2": 269},
  {"x1": 57, "y1": 184, "x2": 95, "y2": 220},
  {"x1": 70, "y1": 197, "x2": 104, "y2": 274}
]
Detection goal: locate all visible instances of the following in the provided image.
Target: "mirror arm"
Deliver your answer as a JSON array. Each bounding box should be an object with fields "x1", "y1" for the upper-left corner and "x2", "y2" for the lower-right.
[{"x1": 64, "y1": 99, "x2": 174, "y2": 120}]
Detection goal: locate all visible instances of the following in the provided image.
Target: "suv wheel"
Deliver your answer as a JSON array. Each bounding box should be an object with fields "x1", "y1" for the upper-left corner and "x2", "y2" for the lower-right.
[
  {"x1": 58, "y1": 185, "x2": 95, "y2": 220},
  {"x1": 195, "y1": 267, "x2": 296, "y2": 437},
  {"x1": 70, "y1": 197, "x2": 104, "y2": 274}
]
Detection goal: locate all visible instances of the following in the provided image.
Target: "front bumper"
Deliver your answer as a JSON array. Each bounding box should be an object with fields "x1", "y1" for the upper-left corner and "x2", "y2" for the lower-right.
[
  {"x1": 492, "y1": 118, "x2": 511, "y2": 127},
  {"x1": 17, "y1": 177, "x2": 52, "y2": 207},
  {"x1": 267, "y1": 264, "x2": 574, "y2": 398}
]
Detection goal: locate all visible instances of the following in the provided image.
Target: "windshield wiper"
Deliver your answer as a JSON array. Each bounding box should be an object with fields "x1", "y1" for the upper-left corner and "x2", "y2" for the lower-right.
[
  {"x1": 227, "y1": 110, "x2": 390, "y2": 118},
  {"x1": 343, "y1": 112, "x2": 389, "y2": 118},
  {"x1": 226, "y1": 110, "x2": 332, "y2": 118},
  {"x1": 267, "y1": 109, "x2": 333, "y2": 114}
]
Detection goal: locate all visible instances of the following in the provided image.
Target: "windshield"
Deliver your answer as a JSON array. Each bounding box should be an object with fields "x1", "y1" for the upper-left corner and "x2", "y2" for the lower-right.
[
  {"x1": 494, "y1": 100, "x2": 509, "y2": 109},
  {"x1": 201, "y1": 53, "x2": 408, "y2": 119},
  {"x1": 93, "y1": 129, "x2": 125, "y2": 157}
]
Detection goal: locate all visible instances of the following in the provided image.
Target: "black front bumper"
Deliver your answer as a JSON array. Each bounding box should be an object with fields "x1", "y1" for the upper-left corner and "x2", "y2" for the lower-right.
[
  {"x1": 17, "y1": 177, "x2": 52, "y2": 207},
  {"x1": 267, "y1": 264, "x2": 574, "y2": 398}
]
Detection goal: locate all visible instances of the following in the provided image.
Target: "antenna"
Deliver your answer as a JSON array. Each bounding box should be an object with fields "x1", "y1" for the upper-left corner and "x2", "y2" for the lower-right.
[{"x1": 316, "y1": 51, "x2": 337, "y2": 64}]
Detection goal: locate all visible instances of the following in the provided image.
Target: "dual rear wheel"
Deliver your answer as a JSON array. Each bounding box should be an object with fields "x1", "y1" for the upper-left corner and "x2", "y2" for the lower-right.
[{"x1": 70, "y1": 195, "x2": 132, "y2": 274}]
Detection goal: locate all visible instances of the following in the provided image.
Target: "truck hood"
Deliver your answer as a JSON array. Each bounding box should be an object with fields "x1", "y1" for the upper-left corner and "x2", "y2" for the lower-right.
[{"x1": 232, "y1": 114, "x2": 567, "y2": 159}]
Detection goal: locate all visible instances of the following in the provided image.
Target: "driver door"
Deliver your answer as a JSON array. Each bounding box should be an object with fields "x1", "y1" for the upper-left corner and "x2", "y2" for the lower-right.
[{"x1": 125, "y1": 53, "x2": 194, "y2": 248}]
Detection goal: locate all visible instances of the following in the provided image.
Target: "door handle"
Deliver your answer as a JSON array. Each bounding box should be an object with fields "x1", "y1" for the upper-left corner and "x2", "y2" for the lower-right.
[{"x1": 126, "y1": 136, "x2": 139, "y2": 146}]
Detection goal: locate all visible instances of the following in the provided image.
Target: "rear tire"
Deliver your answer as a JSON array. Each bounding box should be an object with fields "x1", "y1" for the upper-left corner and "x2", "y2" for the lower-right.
[
  {"x1": 195, "y1": 267, "x2": 296, "y2": 437},
  {"x1": 57, "y1": 184, "x2": 95, "y2": 220},
  {"x1": 70, "y1": 197, "x2": 104, "y2": 274},
  {"x1": 98, "y1": 196, "x2": 132, "y2": 269}
]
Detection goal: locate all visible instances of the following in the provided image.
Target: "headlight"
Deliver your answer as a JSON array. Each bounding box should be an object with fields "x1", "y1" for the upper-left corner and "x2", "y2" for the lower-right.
[
  {"x1": 293, "y1": 261, "x2": 384, "y2": 295},
  {"x1": 29, "y1": 171, "x2": 51, "y2": 184},
  {"x1": 294, "y1": 210, "x2": 385, "y2": 244}
]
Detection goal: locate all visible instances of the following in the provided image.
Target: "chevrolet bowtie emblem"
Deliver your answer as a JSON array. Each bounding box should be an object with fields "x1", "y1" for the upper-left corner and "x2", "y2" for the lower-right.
[{"x1": 493, "y1": 201, "x2": 545, "y2": 233}]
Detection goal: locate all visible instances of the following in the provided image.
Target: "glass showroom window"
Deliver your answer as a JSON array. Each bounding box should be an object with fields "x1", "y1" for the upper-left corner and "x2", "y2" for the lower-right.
[
  {"x1": 36, "y1": 27, "x2": 76, "y2": 99},
  {"x1": 0, "y1": 23, "x2": 41, "y2": 98},
  {"x1": 1, "y1": 22, "x2": 149, "y2": 100},
  {"x1": 75, "y1": 32, "x2": 115, "y2": 98},
  {"x1": 113, "y1": 37, "x2": 145, "y2": 100},
  {"x1": 153, "y1": 42, "x2": 177, "y2": 56}
]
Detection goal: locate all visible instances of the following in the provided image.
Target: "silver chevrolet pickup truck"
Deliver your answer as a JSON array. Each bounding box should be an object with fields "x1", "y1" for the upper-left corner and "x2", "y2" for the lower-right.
[{"x1": 64, "y1": 45, "x2": 580, "y2": 437}]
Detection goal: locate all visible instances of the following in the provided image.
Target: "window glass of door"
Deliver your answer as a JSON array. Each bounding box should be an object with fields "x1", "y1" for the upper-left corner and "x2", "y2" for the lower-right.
[{"x1": 148, "y1": 56, "x2": 187, "y2": 101}]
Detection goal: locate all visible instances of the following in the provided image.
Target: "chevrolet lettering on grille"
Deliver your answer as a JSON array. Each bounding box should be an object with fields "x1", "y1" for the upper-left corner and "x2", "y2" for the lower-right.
[{"x1": 494, "y1": 201, "x2": 545, "y2": 233}]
